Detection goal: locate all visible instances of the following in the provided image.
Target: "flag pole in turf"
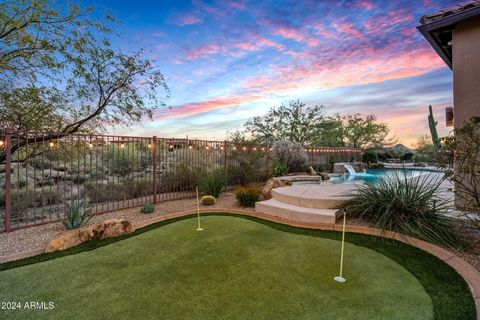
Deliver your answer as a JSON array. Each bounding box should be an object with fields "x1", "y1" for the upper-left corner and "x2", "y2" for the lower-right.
[
  {"x1": 196, "y1": 186, "x2": 203, "y2": 231},
  {"x1": 334, "y1": 210, "x2": 347, "y2": 283}
]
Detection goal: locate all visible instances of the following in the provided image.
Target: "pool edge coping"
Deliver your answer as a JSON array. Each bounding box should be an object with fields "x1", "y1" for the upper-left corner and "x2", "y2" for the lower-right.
[{"x1": 1, "y1": 207, "x2": 479, "y2": 319}]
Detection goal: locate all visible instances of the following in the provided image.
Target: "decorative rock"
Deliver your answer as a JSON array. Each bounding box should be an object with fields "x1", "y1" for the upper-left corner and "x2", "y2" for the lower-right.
[
  {"x1": 45, "y1": 229, "x2": 90, "y2": 253},
  {"x1": 88, "y1": 219, "x2": 135, "y2": 240},
  {"x1": 318, "y1": 172, "x2": 330, "y2": 180},
  {"x1": 45, "y1": 219, "x2": 135, "y2": 253},
  {"x1": 262, "y1": 178, "x2": 292, "y2": 200},
  {"x1": 306, "y1": 166, "x2": 317, "y2": 176}
]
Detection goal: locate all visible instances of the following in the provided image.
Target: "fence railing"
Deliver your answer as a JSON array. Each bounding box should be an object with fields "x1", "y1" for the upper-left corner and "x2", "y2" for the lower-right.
[{"x1": 0, "y1": 129, "x2": 362, "y2": 231}]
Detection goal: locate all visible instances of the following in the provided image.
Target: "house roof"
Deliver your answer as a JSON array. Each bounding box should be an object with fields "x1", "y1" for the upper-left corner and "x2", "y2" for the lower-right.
[{"x1": 417, "y1": 1, "x2": 480, "y2": 69}]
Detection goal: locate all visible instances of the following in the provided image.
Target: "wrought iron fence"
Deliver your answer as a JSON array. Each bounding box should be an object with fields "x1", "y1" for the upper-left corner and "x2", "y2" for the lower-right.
[{"x1": 0, "y1": 129, "x2": 362, "y2": 231}]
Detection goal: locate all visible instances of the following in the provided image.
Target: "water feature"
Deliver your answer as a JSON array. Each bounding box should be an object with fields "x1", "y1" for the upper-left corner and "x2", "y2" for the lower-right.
[{"x1": 344, "y1": 164, "x2": 356, "y2": 175}]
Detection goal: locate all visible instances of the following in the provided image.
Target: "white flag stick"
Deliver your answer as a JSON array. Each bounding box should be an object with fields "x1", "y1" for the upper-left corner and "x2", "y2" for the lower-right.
[
  {"x1": 196, "y1": 186, "x2": 203, "y2": 231},
  {"x1": 334, "y1": 210, "x2": 347, "y2": 283}
]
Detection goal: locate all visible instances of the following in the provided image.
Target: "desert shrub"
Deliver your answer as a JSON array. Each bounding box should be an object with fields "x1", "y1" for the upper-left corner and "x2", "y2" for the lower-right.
[
  {"x1": 0, "y1": 188, "x2": 62, "y2": 207},
  {"x1": 141, "y1": 203, "x2": 155, "y2": 213},
  {"x1": 200, "y1": 195, "x2": 216, "y2": 206},
  {"x1": 440, "y1": 117, "x2": 480, "y2": 229},
  {"x1": 164, "y1": 161, "x2": 199, "y2": 192},
  {"x1": 269, "y1": 159, "x2": 289, "y2": 177},
  {"x1": 199, "y1": 170, "x2": 225, "y2": 197},
  {"x1": 107, "y1": 147, "x2": 134, "y2": 178},
  {"x1": 271, "y1": 140, "x2": 307, "y2": 172},
  {"x1": 362, "y1": 150, "x2": 378, "y2": 163},
  {"x1": 227, "y1": 146, "x2": 266, "y2": 186},
  {"x1": 85, "y1": 178, "x2": 153, "y2": 203},
  {"x1": 340, "y1": 171, "x2": 457, "y2": 247},
  {"x1": 235, "y1": 186, "x2": 261, "y2": 207},
  {"x1": 58, "y1": 200, "x2": 92, "y2": 230}
]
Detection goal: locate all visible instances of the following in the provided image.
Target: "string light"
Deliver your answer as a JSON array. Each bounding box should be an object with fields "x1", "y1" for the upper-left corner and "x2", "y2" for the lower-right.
[
  {"x1": 49, "y1": 142, "x2": 54, "y2": 148},
  {"x1": 188, "y1": 145, "x2": 193, "y2": 149},
  {"x1": 253, "y1": 147, "x2": 257, "y2": 151},
  {"x1": 206, "y1": 146, "x2": 209, "y2": 150},
  {"x1": 261, "y1": 147, "x2": 265, "y2": 151},
  {"x1": 148, "y1": 144, "x2": 151, "y2": 148},
  {"x1": 0, "y1": 140, "x2": 4, "y2": 147},
  {"x1": 242, "y1": 146, "x2": 247, "y2": 151},
  {"x1": 120, "y1": 143, "x2": 125, "y2": 148},
  {"x1": 233, "y1": 146, "x2": 237, "y2": 150}
]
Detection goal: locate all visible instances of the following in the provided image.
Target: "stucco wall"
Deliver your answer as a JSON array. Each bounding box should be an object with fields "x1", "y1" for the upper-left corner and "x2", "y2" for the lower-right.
[{"x1": 452, "y1": 18, "x2": 480, "y2": 129}]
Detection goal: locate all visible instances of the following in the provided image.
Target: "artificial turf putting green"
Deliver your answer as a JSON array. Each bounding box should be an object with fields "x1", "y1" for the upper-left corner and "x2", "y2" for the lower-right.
[{"x1": 0, "y1": 214, "x2": 476, "y2": 320}]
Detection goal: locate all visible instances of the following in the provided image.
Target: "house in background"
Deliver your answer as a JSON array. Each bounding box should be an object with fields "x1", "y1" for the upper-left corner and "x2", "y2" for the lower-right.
[{"x1": 418, "y1": 1, "x2": 480, "y2": 129}]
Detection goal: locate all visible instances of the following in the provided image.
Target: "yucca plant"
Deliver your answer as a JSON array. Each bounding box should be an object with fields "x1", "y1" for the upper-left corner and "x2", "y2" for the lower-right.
[
  {"x1": 199, "y1": 170, "x2": 225, "y2": 198},
  {"x1": 340, "y1": 170, "x2": 458, "y2": 248},
  {"x1": 58, "y1": 200, "x2": 93, "y2": 230}
]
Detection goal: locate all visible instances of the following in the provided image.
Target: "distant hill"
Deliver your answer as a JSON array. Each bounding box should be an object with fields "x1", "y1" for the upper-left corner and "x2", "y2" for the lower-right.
[{"x1": 387, "y1": 144, "x2": 414, "y2": 154}]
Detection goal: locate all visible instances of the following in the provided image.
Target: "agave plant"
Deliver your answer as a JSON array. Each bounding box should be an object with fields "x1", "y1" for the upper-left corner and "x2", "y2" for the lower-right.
[
  {"x1": 340, "y1": 170, "x2": 458, "y2": 248},
  {"x1": 59, "y1": 200, "x2": 93, "y2": 230}
]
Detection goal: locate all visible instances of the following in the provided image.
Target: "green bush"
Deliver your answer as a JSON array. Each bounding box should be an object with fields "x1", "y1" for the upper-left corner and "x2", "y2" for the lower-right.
[
  {"x1": 141, "y1": 203, "x2": 155, "y2": 213},
  {"x1": 85, "y1": 178, "x2": 153, "y2": 203},
  {"x1": 164, "y1": 161, "x2": 199, "y2": 192},
  {"x1": 235, "y1": 186, "x2": 261, "y2": 207},
  {"x1": 107, "y1": 146, "x2": 135, "y2": 178},
  {"x1": 269, "y1": 159, "x2": 289, "y2": 177},
  {"x1": 199, "y1": 170, "x2": 225, "y2": 197},
  {"x1": 0, "y1": 188, "x2": 62, "y2": 207},
  {"x1": 271, "y1": 140, "x2": 307, "y2": 172},
  {"x1": 340, "y1": 171, "x2": 457, "y2": 248},
  {"x1": 200, "y1": 195, "x2": 216, "y2": 206},
  {"x1": 58, "y1": 200, "x2": 92, "y2": 230},
  {"x1": 362, "y1": 150, "x2": 378, "y2": 163}
]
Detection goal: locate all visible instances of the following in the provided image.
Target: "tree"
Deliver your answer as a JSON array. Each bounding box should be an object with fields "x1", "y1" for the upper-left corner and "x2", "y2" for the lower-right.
[
  {"x1": 313, "y1": 114, "x2": 345, "y2": 147},
  {"x1": 341, "y1": 114, "x2": 390, "y2": 149},
  {"x1": 245, "y1": 100, "x2": 325, "y2": 144},
  {"x1": 413, "y1": 134, "x2": 438, "y2": 163},
  {"x1": 0, "y1": 1, "x2": 168, "y2": 163}
]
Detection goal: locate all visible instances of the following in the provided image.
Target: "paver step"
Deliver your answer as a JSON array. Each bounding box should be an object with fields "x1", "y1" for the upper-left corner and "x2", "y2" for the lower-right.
[
  {"x1": 272, "y1": 185, "x2": 353, "y2": 209},
  {"x1": 255, "y1": 198, "x2": 337, "y2": 224}
]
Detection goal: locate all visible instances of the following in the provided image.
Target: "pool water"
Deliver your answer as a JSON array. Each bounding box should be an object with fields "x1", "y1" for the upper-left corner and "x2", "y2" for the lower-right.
[{"x1": 329, "y1": 169, "x2": 429, "y2": 184}]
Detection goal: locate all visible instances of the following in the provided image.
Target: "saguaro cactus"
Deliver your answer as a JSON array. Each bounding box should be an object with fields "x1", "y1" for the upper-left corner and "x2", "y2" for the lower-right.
[{"x1": 428, "y1": 105, "x2": 441, "y2": 149}]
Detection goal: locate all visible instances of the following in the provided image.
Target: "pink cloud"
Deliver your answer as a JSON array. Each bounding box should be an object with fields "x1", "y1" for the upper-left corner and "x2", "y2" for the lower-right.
[
  {"x1": 271, "y1": 25, "x2": 319, "y2": 47},
  {"x1": 227, "y1": 1, "x2": 246, "y2": 10},
  {"x1": 331, "y1": 21, "x2": 365, "y2": 40},
  {"x1": 176, "y1": 14, "x2": 203, "y2": 26},
  {"x1": 357, "y1": 0, "x2": 375, "y2": 10},
  {"x1": 187, "y1": 44, "x2": 221, "y2": 60},
  {"x1": 154, "y1": 95, "x2": 258, "y2": 120},
  {"x1": 364, "y1": 10, "x2": 414, "y2": 35}
]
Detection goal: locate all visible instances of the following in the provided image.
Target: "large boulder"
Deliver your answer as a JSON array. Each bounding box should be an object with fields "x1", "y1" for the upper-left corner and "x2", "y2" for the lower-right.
[
  {"x1": 262, "y1": 178, "x2": 292, "y2": 200},
  {"x1": 45, "y1": 219, "x2": 135, "y2": 253},
  {"x1": 45, "y1": 229, "x2": 90, "y2": 253},
  {"x1": 318, "y1": 172, "x2": 330, "y2": 180},
  {"x1": 306, "y1": 166, "x2": 317, "y2": 176},
  {"x1": 89, "y1": 219, "x2": 135, "y2": 240}
]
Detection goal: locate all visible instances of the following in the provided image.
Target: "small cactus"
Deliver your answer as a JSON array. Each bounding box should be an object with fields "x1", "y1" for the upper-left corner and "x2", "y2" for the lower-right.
[
  {"x1": 141, "y1": 203, "x2": 155, "y2": 213},
  {"x1": 200, "y1": 195, "x2": 216, "y2": 206},
  {"x1": 428, "y1": 105, "x2": 441, "y2": 149}
]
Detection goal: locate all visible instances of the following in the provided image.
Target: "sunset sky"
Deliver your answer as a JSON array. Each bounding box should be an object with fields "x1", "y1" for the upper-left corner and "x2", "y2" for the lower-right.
[{"x1": 93, "y1": 0, "x2": 462, "y2": 147}]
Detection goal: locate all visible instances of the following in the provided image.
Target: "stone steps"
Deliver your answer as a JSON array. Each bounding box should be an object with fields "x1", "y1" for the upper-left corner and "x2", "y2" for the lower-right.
[
  {"x1": 272, "y1": 186, "x2": 349, "y2": 209},
  {"x1": 255, "y1": 198, "x2": 338, "y2": 224}
]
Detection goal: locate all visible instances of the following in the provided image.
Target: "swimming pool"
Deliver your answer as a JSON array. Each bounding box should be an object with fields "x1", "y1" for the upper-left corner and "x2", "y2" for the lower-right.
[{"x1": 329, "y1": 168, "x2": 434, "y2": 184}]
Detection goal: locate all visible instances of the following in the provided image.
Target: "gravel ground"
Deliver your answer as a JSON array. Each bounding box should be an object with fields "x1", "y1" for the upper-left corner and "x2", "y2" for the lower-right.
[{"x1": 0, "y1": 192, "x2": 251, "y2": 257}]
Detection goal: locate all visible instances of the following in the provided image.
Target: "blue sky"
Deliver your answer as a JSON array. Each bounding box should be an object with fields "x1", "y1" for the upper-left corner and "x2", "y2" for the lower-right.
[{"x1": 89, "y1": 0, "x2": 461, "y2": 147}]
